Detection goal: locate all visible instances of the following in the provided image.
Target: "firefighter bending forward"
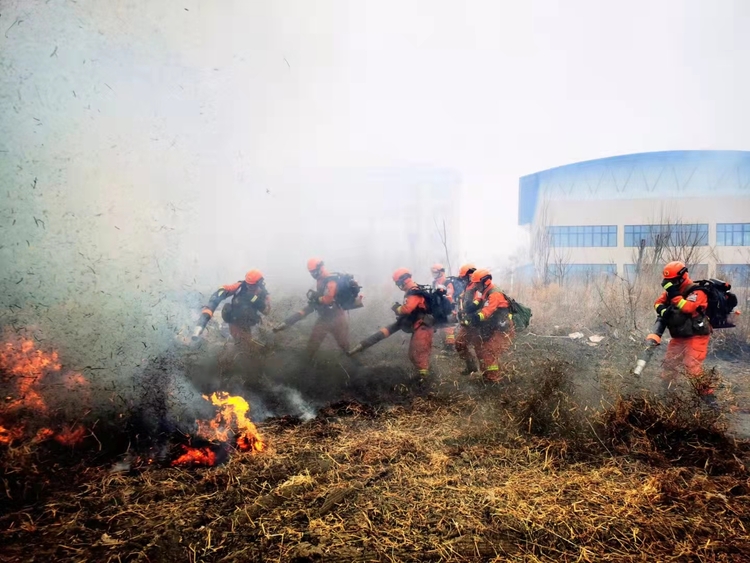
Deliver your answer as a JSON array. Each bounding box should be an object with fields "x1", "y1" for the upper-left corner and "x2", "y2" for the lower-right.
[
  {"x1": 461, "y1": 268, "x2": 514, "y2": 382},
  {"x1": 392, "y1": 268, "x2": 433, "y2": 379},
  {"x1": 194, "y1": 269, "x2": 270, "y2": 351},
  {"x1": 431, "y1": 263, "x2": 456, "y2": 348},
  {"x1": 649, "y1": 261, "x2": 715, "y2": 402},
  {"x1": 454, "y1": 263, "x2": 479, "y2": 374},
  {"x1": 273, "y1": 258, "x2": 350, "y2": 358}
]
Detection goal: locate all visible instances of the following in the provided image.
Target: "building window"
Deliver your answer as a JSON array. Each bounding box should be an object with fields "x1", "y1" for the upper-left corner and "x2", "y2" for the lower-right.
[
  {"x1": 547, "y1": 263, "x2": 617, "y2": 280},
  {"x1": 624, "y1": 263, "x2": 708, "y2": 281},
  {"x1": 624, "y1": 224, "x2": 708, "y2": 247},
  {"x1": 716, "y1": 264, "x2": 750, "y2": 285},
  {"x1": 717, "y1": 223, "x2": 750, "y2": 246},
  {"x1": 547, "y1": 225, "x2": 617, "y2": 247}
]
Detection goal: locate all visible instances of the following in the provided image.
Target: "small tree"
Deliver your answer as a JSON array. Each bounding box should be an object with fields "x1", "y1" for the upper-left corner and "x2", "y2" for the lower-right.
[
  {"x1": 530, "y1": 201, "x2": 553, "y2": 285},
  {"x1": 433, "y1": 217, "x2": 454, "y2": 275},
  {"x1": 631, "y1": 212, "x2": 715, "y2": 278}
]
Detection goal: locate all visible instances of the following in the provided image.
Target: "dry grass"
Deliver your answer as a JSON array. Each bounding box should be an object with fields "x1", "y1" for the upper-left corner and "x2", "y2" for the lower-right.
[
  {"x1": 1, "y1": 319, "x2": 749, "y2": 562},
  {"x1": 1, "y1": 382, "x2": 749, "y2": 563}
]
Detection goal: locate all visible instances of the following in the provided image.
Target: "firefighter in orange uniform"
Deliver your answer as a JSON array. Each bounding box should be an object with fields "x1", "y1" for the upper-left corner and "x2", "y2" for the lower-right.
[
  {"x1": 461, "y1": 268, "x2": 514, "y2": 382},
  {"x1": 454, "y1": 263, "x2": 479, "y2": 373},
  {"x1": 273, "y1": 258, "x2": 350, "y2": 359},
  {"x1": 193, "y1": 269, "x2": 270, "y2": 351},
  {"x1": 431, "y1": 263, "x2": 456, "y2": 349},
  {"x1": 392, "y1": 268, "x2": 434, "y2": 379},
  {"x1": 649, "y1": 261, "x2": 715, "y2": 403}
]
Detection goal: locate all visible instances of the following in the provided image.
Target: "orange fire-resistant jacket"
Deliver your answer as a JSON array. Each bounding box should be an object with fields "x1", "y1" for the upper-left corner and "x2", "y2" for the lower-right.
[{"x1": 396, "y1": 278, "x2": 429, "y2": 329}]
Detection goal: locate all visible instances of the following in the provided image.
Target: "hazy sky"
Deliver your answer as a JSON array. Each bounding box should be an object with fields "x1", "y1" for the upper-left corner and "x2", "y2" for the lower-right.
[{"x1": 2, "y1": 0, "x2": 750, "y2": 281}]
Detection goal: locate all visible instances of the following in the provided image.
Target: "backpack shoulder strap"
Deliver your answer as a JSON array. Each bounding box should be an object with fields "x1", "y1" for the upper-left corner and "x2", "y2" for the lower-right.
[
  {"x1": 408, "y1": 285, "x2": 429, "y2": 297},
  {"x1": 683, "y1": 281, "x2": 708, "y2": 297}
]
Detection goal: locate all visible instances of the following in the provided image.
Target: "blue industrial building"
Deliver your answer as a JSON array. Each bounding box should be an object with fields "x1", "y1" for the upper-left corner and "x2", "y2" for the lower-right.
[{"x1": 518, "y1": 150, "x2": 750, "y2": 283}]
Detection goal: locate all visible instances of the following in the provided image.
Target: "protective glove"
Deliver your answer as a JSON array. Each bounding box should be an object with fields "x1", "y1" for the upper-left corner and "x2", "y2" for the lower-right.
[
  {"x1": 306, "y1": 289, "x2": 320, "y2": 304},
  {"x1": 655, "y1": 304, "x2": 668, "y2": 317},
  {"x1": 664, "y1": 285, "x2": 681, "y2": 300},
  {"x1": 272, "y1": 322, "x2": 287, "y2": 333},
  {"x1": 391, "y1": 302, "x2": 401, "y2": 314}
]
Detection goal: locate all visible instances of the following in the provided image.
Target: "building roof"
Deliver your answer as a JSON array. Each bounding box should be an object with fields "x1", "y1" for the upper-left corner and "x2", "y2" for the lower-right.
[{"x1": 518, "y1": 150, "x2": 750, "y2": 225}]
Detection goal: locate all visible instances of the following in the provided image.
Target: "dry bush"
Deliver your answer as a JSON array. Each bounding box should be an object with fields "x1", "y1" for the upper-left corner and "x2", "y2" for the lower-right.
[{"x1": 2, "y1": 385, "x2": 748, "y2": 563}]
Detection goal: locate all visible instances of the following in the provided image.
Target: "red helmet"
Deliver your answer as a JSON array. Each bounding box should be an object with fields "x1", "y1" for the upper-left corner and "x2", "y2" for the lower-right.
[
  {"x1": 430, "y1": 263, "x2": 445, "y2": 275},
  {"x1": 244, "y1": 269, "x2": 264, "y2": 285},
  {"x1": 307, "y1": 258, "x2": 324, "y2": 273},
  {"x1": 469, "y1": 268, "x2": 492, "y2": 285},
  {"x1": 392, "y1": 268, "x2": 412, "y2": 285},
  {"x1": 663, "y1": 261, "x2": 687, "y2": 280},
  {"x1": 458, "y1": 263, "x2": 476, "y2": 278}
]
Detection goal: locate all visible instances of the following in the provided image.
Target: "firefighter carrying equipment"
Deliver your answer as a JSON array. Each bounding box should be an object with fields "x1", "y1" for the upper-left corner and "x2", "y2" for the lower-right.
[
  {"x1": 392, "y1": 273, "x2": 431, "y2": 330},
  {"x1": 463, "y1": 285, "x2": 512, "y2": 337},
  {"x1": 274, "y1": 263, "x2": 362, "y2": 333},
  {"x1": 193, "y1": 273, "x2": 270, "y2": 338},
  {"x1": 323, "y1": 273, "x2": 363, "y2": 310},
  {"x1": 462, "y1": 275, "x2": 515, "y2": 381},
  {"x1": 404, "y1": 285, "x2": 454, "y2": 327},
  {"x1": 655, "y1": 275, "x2": 738, "y2": 338},
  {"x1": 465, "y1": 269, "x2": 531, "y2": 331}
]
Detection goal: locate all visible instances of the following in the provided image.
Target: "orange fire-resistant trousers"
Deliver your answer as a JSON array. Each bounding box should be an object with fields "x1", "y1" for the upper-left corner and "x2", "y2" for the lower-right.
[
  {"x1": 440, "y1": 325, "x2": 456, "y2": 347},
  {"x1": 306, "y1": 309, "x2": 350, "y2": 357},
  {"x1": 409, "y1": 325, "x2": 434, "y2": 374},
  {"x1": 229, "y1": 324, "x2": 262, "y2": 353},
  {"x1": 661, "y1": 335, "x2": 711, "y2": 394},
  {"x1": 454, "y1": 325, "x2": 471, "y2": 359},
  {"x1": 472, "y1": 327, "x2": 514, "y2": 381}
]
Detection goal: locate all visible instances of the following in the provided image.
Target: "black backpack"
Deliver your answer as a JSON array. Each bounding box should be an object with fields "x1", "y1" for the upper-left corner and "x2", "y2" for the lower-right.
[
  {"x1": 692, "y1": 279, "x2": 738, "y2": 328},
  {"x1": 445, "y1": 276, "x2": 467, "y2": 298},
  {"x1": 326, "y1": 273, "x2": 362, "y2": 310},
  {"x1": 222, "y1": 282, "x2": 268, "y2": 327},
  {"x1": 409, "y1": 285, "x2": 454, "y2": 326}
]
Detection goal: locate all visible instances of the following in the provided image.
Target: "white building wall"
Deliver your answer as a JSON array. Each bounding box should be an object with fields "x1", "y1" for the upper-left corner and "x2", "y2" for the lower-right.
[
  {"x1": 534, "y1": 195, "x2": 749, "y2": 276},
  {"x1": 520, "y1": 152, "x2": 750, "y2": 280}
]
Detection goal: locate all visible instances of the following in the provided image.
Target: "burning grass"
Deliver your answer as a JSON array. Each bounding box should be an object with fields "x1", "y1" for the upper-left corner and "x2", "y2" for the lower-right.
[
  {"x1": 1, "y1": 332, "x2": 749, "y2": 561},
  {"x1": 2, "y1": 383, "x2": 749, "y2": 562}
]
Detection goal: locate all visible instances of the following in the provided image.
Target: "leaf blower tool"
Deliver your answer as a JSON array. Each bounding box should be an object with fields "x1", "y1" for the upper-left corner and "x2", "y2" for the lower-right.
[
  {"x1": 192, "y1": 311, "x2": 212, "y2": 340},
  {"x1": 632, "y1": 316, "x2": 667, "y2": 376},
  {"x1": 347, "y1": 321, "x2": 402, "y2": 356}
]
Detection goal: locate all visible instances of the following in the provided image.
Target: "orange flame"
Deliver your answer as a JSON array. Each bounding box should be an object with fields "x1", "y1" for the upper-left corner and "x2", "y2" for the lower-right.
[
  {"x1": 0, "y1": 335, "x2": 88, "y2": 412},
  {"x1": 33, "y1": 428, "x2": 55, "y2": 443},
  {"x1": 171, "y1": 446, "x2": 217, "y2": 467},
  {"x1": 0, "y1": 424, "x2": 25, "y2": 446},
  {"x1": 196, "y1": 392, "x2": 265, "y2": 453},
  {"x1": 1, "y1": 335, "x2": 89, "y2": 447},
  {"x1": 0, "y1": 339, "x2": 60, "y2": 411},
  {"x1": 54, "y1": 425, "x2": 87, "y2": 446}
]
